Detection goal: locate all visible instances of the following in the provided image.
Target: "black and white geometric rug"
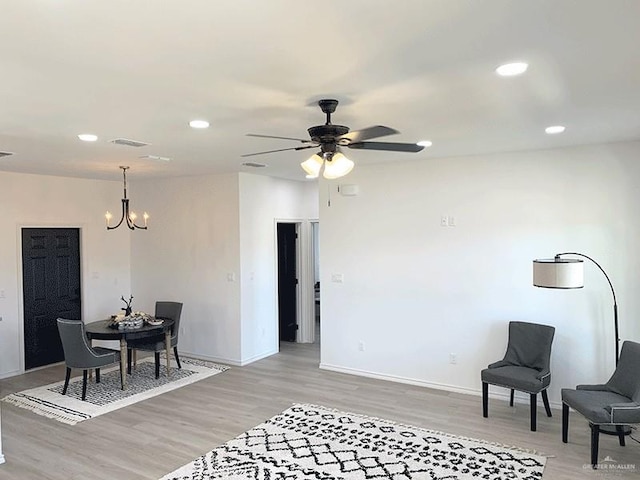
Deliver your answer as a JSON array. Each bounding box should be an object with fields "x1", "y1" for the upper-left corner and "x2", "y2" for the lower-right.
[
  {"x1": 1, "y1": 356, "x2": 229, "y2": 425},
  {"x1": 160, "y1": 403, "x2": 546, "y2": 479}
]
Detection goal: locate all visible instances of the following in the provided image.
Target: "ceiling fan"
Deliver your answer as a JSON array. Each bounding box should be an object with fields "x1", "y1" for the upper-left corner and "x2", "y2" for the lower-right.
[{"x1": 242, "y1": 99, "x2": 425, "y2": 179}]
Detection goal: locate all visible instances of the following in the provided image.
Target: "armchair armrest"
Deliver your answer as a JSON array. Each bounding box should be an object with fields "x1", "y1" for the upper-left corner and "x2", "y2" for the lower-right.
[
  {"x1": 605, "y1": 403, "x2": 640, "y2": 424},
  {"x1": 487, "y1": 360, "x2": 510, "y2": 369},
  {"x1": 536, "y1": 368, "x2": 550, "y2": 380},
  {"x1": 576, "y1": 384, "x2": 609, "y2": 391}
]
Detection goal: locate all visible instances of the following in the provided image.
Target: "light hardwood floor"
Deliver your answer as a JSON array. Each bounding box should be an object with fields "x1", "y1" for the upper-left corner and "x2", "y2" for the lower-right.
[{"x1": 0, "y1": 341, "x2": 638, "y2": 479}]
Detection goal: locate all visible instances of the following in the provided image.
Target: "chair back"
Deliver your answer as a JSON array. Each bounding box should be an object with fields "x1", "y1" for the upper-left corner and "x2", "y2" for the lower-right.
[
  {"x1": 502, "y1": 321, "x2": 555, "y2": 372},
  {"x1": 155, "y1": 301, "x2": 183, "y2": 341},
  {"x1": 56, "y1": 318, "x2": 98, "y2": 368},
  {"x1": 607, "y1": 340, "x2": 640, "y2": 401}
]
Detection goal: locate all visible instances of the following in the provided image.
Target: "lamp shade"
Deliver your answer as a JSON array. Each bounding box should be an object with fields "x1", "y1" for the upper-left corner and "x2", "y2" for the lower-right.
[
  {"x1": 323, "y1": 152, "x2": 354, "y2": 179},
  {"x1": 533, "y1": 258, "x2": 584, "y2": 289},
  {"x1": 300, "y1": 154, "x2": 323, "y2": 178}
]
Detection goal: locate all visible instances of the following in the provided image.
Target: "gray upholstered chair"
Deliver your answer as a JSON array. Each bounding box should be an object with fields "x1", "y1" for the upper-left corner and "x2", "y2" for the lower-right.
[
  {"x1": 128, "y1": 301, "x2": 183, "y2": 378},
  {"x1": 481, "y1": 321, "x2": 556, "y2": 431},
  {"x1": 57, "y1": 318, "x2": 120, "y2": 401},
  {"x1": 562, "y1": 340, "x2": 640, "y2": 468}
]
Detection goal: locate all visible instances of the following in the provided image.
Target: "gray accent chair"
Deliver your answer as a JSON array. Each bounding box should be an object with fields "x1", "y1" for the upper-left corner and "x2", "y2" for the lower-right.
[
  {"x1": 562, "y1": 340, "x2": 640, "y2": 468},
  {"x1": 128, "y1": 301, "x2": 183, "y2": 378},
  {"x1": 57, "y1": 318, "x2": 120, "y2": 401},
  {"x1": 481, "y1": 321, "x2": 556, "y2": 431}
]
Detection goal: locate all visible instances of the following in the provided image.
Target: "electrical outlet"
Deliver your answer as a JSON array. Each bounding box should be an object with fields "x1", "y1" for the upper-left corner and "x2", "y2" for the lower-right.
[
  {"x1": 358, "y1": 341, "x2": 365, "y2": 352},
  {"x1": 440, "y1": 215, "x2": 448, "y2": 227},
  {"x1": 449, "y1": 353, "x2": 457, "y2": 364}
]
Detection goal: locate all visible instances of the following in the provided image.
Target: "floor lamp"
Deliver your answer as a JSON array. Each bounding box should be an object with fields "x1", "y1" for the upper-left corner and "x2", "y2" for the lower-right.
[{"x1": 532, "y1": 252, "x2": 620, "y2": 365}]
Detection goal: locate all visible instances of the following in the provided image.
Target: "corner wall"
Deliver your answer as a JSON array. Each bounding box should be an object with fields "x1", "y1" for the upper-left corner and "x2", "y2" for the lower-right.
[{"x1": 319, "y1": 141, "x2": 640, "y2": 404}]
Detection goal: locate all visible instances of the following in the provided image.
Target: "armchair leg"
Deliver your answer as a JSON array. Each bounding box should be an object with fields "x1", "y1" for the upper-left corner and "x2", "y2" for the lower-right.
[
  {"x1": 590, "y1": 424, "x2": 600, "y2": 468},
  {"x1": 482, "y1": 382, "x2": 488, "y2": 418},
  {"x1": 62, "y1": 367, "x2": 71, "y2": 395},
  {"x1": 81, "y1": 369, "x2": 88, "y2": 401},
  {"x1": 174, "y1": 346, "x2": 182, "y2": 369},
  {"x1": 95, "y1": 368, "x2": 101, "y2": 383},
  {"x1": 541, "y1": 390, "x2": 552, "y2": 417},
  {"x1": 562, "y1": 403, "x2": 569, "y2": 443},
  {"x1": 154, "y1": 352, "x2": 160, "y2": 379},
  {"x1": 616, "y1": 426, "x2": 626, "y2": 447},
  {"x1": 529, "y1": 393, "x2": 537, "y2": 431},
  {"x1": 509, "y1": 389, "x2": 514, "y2": 407}
]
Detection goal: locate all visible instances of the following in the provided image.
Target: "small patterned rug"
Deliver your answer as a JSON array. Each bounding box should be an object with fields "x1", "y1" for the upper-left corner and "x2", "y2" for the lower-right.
[
  {"x1": 160, "y1": 403, "x2": 546, "y2": 479},
  {"x1": 2, "y1": 356, "x2": 228, "y2": 425}
]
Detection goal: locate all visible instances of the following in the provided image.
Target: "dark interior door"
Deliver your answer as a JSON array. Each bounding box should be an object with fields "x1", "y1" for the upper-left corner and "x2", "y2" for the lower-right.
[
  {"x1": 22, "y1": 228, "x2": 81, "y2": 369},
  {"x1": 277, "y1": 223, "x2": 297, "y2": 342}
]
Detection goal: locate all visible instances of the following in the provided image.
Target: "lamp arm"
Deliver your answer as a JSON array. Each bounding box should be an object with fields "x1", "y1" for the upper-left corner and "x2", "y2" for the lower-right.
[{"x1": 555, "y1": 252, "x2": 619, "y2": 364}]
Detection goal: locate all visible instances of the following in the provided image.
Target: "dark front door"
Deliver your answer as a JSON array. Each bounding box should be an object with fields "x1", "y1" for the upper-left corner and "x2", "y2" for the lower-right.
[
  {"x1": 277, "y1": 223, "x2": 297, "y2": 342},
  {"x1": 22, "y1": 228, "x2": 81, "y2": 369}
]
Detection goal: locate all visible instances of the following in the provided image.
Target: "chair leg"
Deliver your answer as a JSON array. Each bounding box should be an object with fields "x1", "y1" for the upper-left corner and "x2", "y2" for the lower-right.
[
  {"x1": 616, "y1": 425, "x2": 626, "y2": 447},
  {"x1": 530, "y1": 393, "x2": 537, "y2": 431},
  {"x1": 154, "y1": 352, "x2": 160, "y2": 379},
  {"x1": 81, "y1": 369, "x2": 88, "y2": 401},
  {"x1": 174, "y1": 346, "x2": 181, "y2": 369},
  {"x1": 482, "y1": 382, "x2": 488, "y2": 418},
  {"x1": 127, "y1": 348, "x2": 132, "y2": 374},
  {"x1": 95, "y1": 368, "x2": 101, "y2": 383},
  {"x1": 62, "y1": 367, "x2": 71, "y2": 395},
  {"x1": 562, "y1": 403, "x2": 569, "y2": 443},
  {"x1": 590, "y1": 424, "x2": 600, "y2": 468},
  {"x1": 133, "y1": 349, "x2": 137, "y2": 369},
  {"x1": 542, "y1": 390, "x2": 552, "y2": 417},
  {"x1": 509, "y1": 389, "x2": 514, "y2": 407}
]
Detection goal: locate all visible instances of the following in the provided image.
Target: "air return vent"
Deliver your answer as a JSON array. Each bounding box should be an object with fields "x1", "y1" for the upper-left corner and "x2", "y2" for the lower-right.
[
  {"x1": 139, "y1": 154, "x2": 171, "y2": 162},
  {"x1": 0, "y1": 151, "x2": 14, "y2": 158},
  {"x1": 242, "y1": 161, "x2": 268, "y2": 168},
  {"x1": 109, "y1": 138, "x2": 150, "y2": 148}
]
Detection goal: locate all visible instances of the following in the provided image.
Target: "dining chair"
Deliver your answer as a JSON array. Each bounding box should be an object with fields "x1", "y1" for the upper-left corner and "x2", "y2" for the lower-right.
[
  {"x1": 481, "y1": 321, "x2": 556, "y2": 431},
  {"x1": 562, "y1": 340, "x2": 640, "y2": 467},
  {"x1": 128, "y1": 301, "x2": 183, "y2": 378},
  {"x1": 56, "y1": 318, "x2": 120, "y2": 400}
]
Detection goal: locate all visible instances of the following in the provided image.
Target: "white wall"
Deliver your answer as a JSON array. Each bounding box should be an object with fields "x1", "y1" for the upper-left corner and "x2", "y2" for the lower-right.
[
  {"x1": 319, "y1": 141, "x2": 640, "y2": 405},
  {"x1": 130, "y1": 174, "x2": 242, "y2": 364},
  {"x1": 0, "y1": 172, "x2": 131, "y2": 377},
  {"x1": 238, "y1": 173, "x2": 318, "y2": 362}
]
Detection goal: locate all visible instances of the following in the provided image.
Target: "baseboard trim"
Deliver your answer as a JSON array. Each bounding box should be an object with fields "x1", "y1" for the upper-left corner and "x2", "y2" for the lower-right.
[
  {"x1": 180, "y1": 348, "x2": 277, "y2": 367},
  {"x1": 319, "y1": 362, "x2": 563, "y2": 409},
  {"x1": 0, "y1": 453, "x2": 5, "y2": 465}
]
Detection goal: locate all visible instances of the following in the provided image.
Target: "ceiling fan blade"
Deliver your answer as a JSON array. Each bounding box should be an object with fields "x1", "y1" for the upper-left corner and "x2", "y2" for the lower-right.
[
  {"x1": 347, "y1": 142, "x2": 425, "y2": 153},
  {"x1": 246, "y1": 133, "x2": 313, "y2": 143},
  {"x1": 241, "y1": 145, "x2": 317, "y2": 157},
  {"x1": 340, "y1": 125, "x2": 399, "y2": 143}
]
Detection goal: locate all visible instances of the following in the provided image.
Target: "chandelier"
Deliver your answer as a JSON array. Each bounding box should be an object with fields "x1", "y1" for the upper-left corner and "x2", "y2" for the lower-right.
[{"x1": 105, "y1": 166, "x2": 148, "y2": 230}]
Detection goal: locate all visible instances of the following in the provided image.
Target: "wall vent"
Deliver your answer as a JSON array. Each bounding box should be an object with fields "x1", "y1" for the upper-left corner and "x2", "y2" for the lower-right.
[
  {"x1": 109, "y1": 138, "x2": 150, "y2": 148},
  {"x1": 0, "y1": 151, "x2": 14, "y2": 158},
  {"x1": 242, "y1": 161, "x2": 268, "y2": 168}
]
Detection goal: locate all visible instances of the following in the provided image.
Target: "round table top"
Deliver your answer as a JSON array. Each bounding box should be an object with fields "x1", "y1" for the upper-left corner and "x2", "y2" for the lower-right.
[{"x1": 85, "y1": 318, "x2": 174, "y2": 340}]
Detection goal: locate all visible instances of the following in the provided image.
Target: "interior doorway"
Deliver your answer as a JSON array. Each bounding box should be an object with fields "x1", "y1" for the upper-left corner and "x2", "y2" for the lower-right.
[
  {"x1": 277, "y1": 223, "x2": 298, "y2": 342},
  {"x1": 22, "y1": 227, "x2": 82, "y2": 370},
  {"x1": 311, "y1": 221, "x2": 320, "y2": 344}
]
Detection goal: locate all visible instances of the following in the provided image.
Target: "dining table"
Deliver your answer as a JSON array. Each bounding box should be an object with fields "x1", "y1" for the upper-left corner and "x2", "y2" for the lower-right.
[{"x1": 85, "y1": 317, "x2": 175, "y2": 390}]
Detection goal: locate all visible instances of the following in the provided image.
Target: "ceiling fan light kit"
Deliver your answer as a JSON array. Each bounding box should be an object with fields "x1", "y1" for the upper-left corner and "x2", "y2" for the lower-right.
[{"x1": 243, "y1": 99, "x2": 424, "y2": 179}]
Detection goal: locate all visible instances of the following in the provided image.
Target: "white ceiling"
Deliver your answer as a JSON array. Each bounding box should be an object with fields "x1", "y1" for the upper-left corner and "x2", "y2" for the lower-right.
[{"x1": 1, "y1": 1, "x2": 639, "y2": 182}]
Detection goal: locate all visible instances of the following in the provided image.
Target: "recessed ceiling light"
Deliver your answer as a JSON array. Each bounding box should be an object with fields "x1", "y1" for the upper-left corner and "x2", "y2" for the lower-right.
[
  {"x1": 78, "y1": 134, "x2": 98, "y2": 142},
  {"x1": 545, "y1": 125, "x2": 566, "y2": 134},
  {"x1": 417, "y1": 140, "x2": 433, "y2": 148},
  {"x1": 496, "y1": 62, "x2": 528, "y2": 77},
  {"x1": 189, "y1": 120, "x2": 210, "y2": 129}
]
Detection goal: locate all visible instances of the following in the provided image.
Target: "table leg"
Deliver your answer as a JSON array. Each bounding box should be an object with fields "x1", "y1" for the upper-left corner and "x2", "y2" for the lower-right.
[
  {"x1": 120, "y1": 338, "x2": 127, "y2": 389},
  {"x1": 165, "y1": 331, "x2": 171, "y2": 376}
]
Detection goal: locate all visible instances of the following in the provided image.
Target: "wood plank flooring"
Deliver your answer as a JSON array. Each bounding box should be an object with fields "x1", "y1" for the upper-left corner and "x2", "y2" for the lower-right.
[{"x1": 0, "y1": 341, "x2": 638, "y2": 479}]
